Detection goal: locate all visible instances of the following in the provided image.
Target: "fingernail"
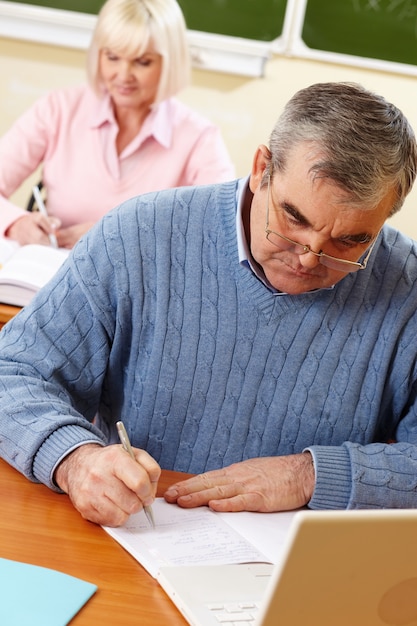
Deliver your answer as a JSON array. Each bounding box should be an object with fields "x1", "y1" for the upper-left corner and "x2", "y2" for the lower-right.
[{"x1": 179, "y1": 494, "x2": 192, "y2": 502}]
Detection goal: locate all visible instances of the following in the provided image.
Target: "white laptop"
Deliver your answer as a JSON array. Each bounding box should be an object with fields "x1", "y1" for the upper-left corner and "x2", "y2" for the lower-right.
[{"x1": 157, "y1": 509, "x2": 417, "y2": 626}]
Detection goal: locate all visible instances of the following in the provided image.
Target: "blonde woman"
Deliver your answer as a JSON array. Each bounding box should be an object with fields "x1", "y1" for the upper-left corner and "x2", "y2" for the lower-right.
[{"x1": 0, "y1": 0, "x2": 234, "y2": 248}]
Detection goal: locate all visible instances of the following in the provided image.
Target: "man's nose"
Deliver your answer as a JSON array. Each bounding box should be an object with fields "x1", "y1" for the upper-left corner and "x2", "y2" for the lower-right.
[{"x1": 297, "y1": 248, "x2": 322, "y2": 269}]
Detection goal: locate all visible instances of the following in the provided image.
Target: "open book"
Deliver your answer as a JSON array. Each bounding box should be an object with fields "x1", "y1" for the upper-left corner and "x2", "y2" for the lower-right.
[
  {"x1": 102, "y1": 498, "x2": 296, "y2": 579},
  {"x1": 0, "y1": 240, "x2": 69, "y2": 307}
]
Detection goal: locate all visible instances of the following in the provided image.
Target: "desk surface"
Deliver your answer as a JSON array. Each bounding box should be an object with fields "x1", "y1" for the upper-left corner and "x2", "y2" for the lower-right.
[
  {"x1": 0, "y1": 458, "x2": 190, "y2": 625},
  {"x1": 0, "y1": 302, "x2": 20, "y2": 327}
]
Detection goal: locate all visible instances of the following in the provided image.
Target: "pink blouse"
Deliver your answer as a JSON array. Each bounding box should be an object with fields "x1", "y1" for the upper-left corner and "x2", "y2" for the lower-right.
[{"x1": 0, "y1": 84, "x2": 235, "y2": 234}]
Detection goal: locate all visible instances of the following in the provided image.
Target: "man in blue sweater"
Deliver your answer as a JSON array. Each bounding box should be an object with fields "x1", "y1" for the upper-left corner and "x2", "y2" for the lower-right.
[{"x1": 1, "y1": 82, "x2": 417, "y2": 527}]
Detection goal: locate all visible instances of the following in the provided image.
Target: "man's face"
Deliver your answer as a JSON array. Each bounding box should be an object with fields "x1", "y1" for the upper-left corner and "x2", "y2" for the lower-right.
[{"x1": 248, "y1": 143, "x2": 395, "y2": 295}]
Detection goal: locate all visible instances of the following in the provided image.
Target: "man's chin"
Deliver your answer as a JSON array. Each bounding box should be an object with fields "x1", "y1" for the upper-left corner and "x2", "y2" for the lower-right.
[
  {"x1": 267, "y1": 273, "x2": 332, "y2": 295},
  {"x1": 263, "y1": 259, "x2": 336, "y2": 294}
]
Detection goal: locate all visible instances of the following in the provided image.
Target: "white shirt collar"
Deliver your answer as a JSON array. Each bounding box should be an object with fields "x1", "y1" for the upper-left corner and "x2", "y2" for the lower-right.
[{"x1": 236, "y1": 176, "x2": 283, "y2": 294}]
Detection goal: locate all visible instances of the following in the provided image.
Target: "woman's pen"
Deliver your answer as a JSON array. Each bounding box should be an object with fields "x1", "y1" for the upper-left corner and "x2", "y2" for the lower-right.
[
  {"x1": 32, "y1": 185, "x2": 58, "y2": 249},
  {"x1": 116, "y1": 420, "x2": 156, "y2": 529}
]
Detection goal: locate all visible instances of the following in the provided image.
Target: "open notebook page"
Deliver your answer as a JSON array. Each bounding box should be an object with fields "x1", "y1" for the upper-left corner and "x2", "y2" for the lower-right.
[{"x1": 103, "y1": 498, "x2": 296, "y2": 578}]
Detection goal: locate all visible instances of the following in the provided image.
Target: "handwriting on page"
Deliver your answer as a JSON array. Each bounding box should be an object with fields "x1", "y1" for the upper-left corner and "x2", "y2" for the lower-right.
[{"x1": 103, "y1": 499, "x2": 270, "y2": 578}]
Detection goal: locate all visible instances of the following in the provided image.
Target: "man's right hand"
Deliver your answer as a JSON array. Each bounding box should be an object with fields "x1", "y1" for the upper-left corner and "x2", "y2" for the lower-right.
[{"x1": 54, "y1": 443, "x2": 161, "y2": 527}]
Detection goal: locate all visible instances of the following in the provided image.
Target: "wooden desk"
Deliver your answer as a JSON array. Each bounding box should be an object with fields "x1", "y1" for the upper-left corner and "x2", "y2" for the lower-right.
[
  {"x1": 0, "y1": 458, "x2": 190, "y2": 625},
  {"x1": 0, "y1": 303, "x2": 20, "y2": 328}
]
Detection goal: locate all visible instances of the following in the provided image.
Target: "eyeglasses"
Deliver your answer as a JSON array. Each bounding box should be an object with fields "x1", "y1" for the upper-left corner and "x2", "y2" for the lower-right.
[{"x1": 265, "y1": 175, "x2": 378, "y2": 273}]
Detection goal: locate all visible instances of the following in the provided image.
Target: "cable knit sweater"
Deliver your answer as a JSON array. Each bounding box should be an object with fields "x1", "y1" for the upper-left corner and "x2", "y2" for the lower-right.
[{"x1": 1, "y1": 179, "x2": 417, "y2": 510}]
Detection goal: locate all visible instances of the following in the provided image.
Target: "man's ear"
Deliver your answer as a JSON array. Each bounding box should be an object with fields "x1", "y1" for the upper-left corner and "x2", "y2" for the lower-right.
[{"x1": 249, "y1": 145, "x2": 271, "y2": 193}]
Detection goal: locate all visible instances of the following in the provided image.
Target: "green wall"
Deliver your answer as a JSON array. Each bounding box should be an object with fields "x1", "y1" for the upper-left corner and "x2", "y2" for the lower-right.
[
  {"x1": 6, "y1": 0, "x2": 417, "y2": 66},
  {"x1": 302, "y1": 0, "x2": 417, "y2": 67}
]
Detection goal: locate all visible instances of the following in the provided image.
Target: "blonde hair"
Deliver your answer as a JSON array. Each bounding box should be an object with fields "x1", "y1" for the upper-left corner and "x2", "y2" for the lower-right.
[{"x1": 87, "y1": 0, "x2": 190, "y2": 104}]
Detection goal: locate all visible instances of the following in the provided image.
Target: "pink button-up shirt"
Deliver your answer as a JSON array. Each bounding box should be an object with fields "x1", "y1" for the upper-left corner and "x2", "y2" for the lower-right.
[{"x1": 0, "y1": 84, "x2": 235, "y2": 234}]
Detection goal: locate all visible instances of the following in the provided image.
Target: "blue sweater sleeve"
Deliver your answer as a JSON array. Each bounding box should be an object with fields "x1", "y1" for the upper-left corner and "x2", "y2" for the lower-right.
[
  {"x1": 0, "y1": 226, "x2": 115, "y2": 488},
  {"x1": 305, "y1": 446, "x2": 352, "y2": 509}
]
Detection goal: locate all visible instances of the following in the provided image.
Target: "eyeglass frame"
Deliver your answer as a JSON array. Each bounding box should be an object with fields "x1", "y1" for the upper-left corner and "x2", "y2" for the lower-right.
[{"x1": 264, "y1": 173, "x2": 379, "y2": 273}]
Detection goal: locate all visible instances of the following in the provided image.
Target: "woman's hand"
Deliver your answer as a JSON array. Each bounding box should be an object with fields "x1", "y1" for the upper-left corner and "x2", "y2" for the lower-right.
[
  {"x1": 56, "y1": 222, "x2": 95, "y2": 249},
  {"x1": 5, "y1": 213, "x2": 61, "y2": 246}
]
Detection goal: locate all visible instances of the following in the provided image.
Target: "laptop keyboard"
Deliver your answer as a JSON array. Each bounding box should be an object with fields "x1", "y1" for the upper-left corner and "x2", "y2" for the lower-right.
[{"x1": 206, "y1": 601, "x2": 260, "y2": 624}]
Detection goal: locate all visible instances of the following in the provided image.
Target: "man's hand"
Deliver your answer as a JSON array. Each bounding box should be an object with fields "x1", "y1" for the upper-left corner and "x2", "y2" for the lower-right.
[
  {"x1": 54, "y1": 443, "x2": 161, "y2": 526},
  {"x1": 164, "y1": 453, "x2": 315, "y2": 513}
]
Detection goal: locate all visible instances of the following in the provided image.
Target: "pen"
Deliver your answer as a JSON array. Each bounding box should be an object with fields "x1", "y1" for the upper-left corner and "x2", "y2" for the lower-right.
[
  {"x1": 32, "y1": 185, "x2": 58, "y2": 249},
  {"x1": 116, "y1": 420, "x2": 156, "y2": 529}
]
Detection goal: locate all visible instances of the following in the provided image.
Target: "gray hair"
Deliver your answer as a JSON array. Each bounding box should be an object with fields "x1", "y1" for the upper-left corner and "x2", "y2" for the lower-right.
[
  {"x1": 267, "y1": 82, "x2": 417, "y2": 215},
  {"x1": 87, "y1": 0, "x2": 190, "y2": 104}
]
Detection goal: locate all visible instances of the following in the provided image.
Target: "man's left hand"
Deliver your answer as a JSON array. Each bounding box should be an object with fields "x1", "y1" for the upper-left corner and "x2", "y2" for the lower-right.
[{"x1": 164, "y1": 453, "x2": 315, "y2": 513}]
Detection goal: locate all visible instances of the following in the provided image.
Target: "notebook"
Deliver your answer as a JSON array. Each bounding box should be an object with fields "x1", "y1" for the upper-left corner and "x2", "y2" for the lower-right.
[
  {"x1": 157, "y1": 508, "x2": 417, "y2": 626},
  {"x1": 102, "y1": 498, "x2": 295, "y2": 578},
  {"x1": 0, "y1": 239, "x2": 69, "y2": 306}
]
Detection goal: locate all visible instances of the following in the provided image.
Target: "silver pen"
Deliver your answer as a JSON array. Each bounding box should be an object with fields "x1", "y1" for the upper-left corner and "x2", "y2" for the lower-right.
[
  {"x1": 32, "y1": 185, "x2": 59, "y2": 249},
  {"x1": 116, "y1": 420, "x2": 155, "y2": 529}
]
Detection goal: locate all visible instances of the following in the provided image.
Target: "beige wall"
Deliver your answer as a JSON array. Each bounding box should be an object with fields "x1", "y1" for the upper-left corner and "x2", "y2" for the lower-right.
[{"x1": 1, "y1": 36, "x2": 417, "y2": 239}]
